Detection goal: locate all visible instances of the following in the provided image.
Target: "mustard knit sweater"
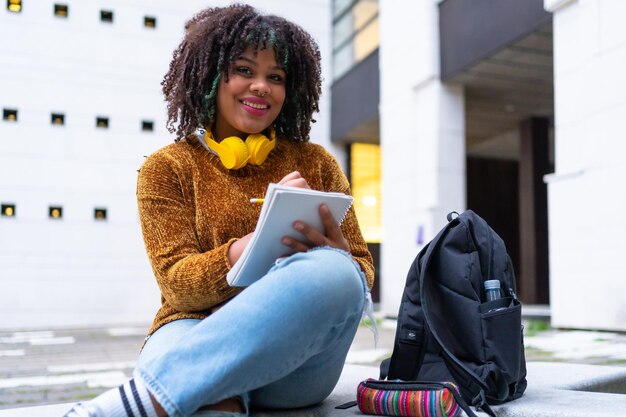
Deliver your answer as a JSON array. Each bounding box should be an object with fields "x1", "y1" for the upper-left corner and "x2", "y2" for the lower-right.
[{"x1": 137, "y1": 136, "x2": 374, "y2": 336}]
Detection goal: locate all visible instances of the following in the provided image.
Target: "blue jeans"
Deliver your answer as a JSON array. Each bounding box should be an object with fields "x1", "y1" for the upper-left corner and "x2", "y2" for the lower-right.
[{"x1": 134, "y1": 248, "x2": 368, "y2": 417}]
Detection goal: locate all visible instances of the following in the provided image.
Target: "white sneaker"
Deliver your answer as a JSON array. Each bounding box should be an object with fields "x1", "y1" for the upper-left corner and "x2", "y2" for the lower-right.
[{"x1": 63, "y1": 402, "x2": 98, "y2": 417}]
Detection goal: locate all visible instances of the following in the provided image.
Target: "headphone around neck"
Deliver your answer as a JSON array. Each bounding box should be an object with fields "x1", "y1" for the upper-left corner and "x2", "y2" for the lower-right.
[{"x1": 204, "y1": 128, "x2": 276, "y2": 170}]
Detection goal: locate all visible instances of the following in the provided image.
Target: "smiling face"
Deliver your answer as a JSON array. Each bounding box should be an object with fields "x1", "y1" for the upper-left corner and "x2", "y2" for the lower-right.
[{"x1": 214, "y1": 47, "x2": 286, "y2": 141}]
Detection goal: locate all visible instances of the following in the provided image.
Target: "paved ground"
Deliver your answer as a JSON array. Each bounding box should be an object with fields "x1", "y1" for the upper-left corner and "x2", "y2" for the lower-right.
[{"x1": 2, "y1": 315, "x2": 626, "y2": 410}]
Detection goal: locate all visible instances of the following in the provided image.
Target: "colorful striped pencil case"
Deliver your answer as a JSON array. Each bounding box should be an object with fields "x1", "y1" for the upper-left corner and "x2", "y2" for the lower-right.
[{"x1": 356, "y1": 379, "x2": 478, "y2": 417}]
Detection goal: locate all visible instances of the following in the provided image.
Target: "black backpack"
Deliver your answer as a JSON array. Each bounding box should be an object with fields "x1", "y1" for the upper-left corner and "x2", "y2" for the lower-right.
[{"x1": 381, "y1": 210, "x2": 527, "y2": 417}]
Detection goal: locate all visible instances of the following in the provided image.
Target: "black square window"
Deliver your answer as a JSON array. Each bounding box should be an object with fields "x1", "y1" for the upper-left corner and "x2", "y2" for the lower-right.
[
  {"x1": 96, "y1": 117, "x2": 109, "y2": 129},
  {"x1": 100, "y1": 10, "x2": 113, "y2": 23},
  {"x1": 49, "y1": 206, "x2": 63, "y2": 219},
  {"x1": 144, "y1": 16, "x2": 156, "y2": 29},
  {"x1": 7, "y1": 0, "x2": 22, "y2": 13},
  {"x1": 51, "y1": 113, "x2": 65, "y2": 125},
  {"x1": 142, "y1": 120, "x2": 154, "y2": 132},
  {"x1": 94, "y1": 208, "x2": 107, "y2": 220},
  {"x1": 1, "y1": 204, "x2": 15, "y2": 217},
  {"x1": 54, "y1": 4, "x2": 68, "y2": 18},
  {"x1": 3, "y1": 109, "x2": 17, "y2": 122}
]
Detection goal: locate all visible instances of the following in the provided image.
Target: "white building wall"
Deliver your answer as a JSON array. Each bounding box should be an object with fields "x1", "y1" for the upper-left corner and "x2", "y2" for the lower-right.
[
  {"x1": 0, "y1": 0, "x2": 333, "y2": 330},
  {"x1": 546, "y1": 0, "x2": 626, "y2": 330},
  {"x1": 379, "y1": 0, "x2": 465, "y2": 317}
]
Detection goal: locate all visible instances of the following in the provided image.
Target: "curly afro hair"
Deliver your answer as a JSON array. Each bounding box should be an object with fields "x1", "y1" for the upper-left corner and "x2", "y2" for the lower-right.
[{"x1": 162, "y1": 4, "x2": 322, "y2": 142}]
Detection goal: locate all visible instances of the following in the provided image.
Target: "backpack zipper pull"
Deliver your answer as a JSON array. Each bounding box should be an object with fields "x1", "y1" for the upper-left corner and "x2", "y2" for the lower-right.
[{"x1": 509, "y1": 287, "x2": 518, "y2": 301}]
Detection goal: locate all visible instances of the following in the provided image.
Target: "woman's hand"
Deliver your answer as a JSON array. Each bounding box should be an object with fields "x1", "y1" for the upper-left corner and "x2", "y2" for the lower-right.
[
  {"x1": 278, "y1": 171, "x2": 310, "y2": 189},
  {"x1": 282, "y1": 204, "x2": 351, "y2": 253},
  {"x1": 228, "y1": 172, "x2": 309, "y2": 266},
  {"x1": 227, "y1": 232, "x2": 253, "y2": 266}
]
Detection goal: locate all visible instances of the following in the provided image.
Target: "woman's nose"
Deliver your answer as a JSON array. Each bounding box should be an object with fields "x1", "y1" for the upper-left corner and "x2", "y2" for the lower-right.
[{"x1": 251, "y1": 79, "x2": 270, "y2": 97}]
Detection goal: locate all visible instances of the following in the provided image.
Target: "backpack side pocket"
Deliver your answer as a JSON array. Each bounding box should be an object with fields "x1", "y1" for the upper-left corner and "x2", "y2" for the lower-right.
[{"x1": 480, "y1": 298, "x2": 523, "y2": 402}]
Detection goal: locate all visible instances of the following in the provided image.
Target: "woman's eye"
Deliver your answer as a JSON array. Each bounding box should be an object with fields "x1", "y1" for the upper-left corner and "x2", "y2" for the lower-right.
[
  {"x1": 269, "y1": 74, "x2": 284, "y2": 83},
  {"x1": 236, "y1": 67, "x2": 252, "y2": 76}
]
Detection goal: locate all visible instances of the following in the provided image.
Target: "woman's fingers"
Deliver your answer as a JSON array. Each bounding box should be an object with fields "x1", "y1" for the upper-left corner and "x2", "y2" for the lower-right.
[
  {"x1": 278, "y1": 171, "x2": 302, "y2": 184},
  {"x1": 281, "y1": 221, "x2": 326, "y2": 253},
  {"x1": 318, "y1": 204, "x2": 350, "y2": 252},
  {"x1": 294, "y1": 220, "x2": 328, "y2": 247},
  {"x1": 319, "y1": 204, "x2": 341, "y2": 239},
  {"x1": 281, "y1": 235, "x2": 311, "y2": 252},
  {"x1": 278, "y1": 171, "x2": 310, "y2": 189},
  {"x1": 284, "y1": 177, "x2": 310, "y2": 189},
  {"x1": 281, "y1": 205, "x2": 351, "y2": 253}
]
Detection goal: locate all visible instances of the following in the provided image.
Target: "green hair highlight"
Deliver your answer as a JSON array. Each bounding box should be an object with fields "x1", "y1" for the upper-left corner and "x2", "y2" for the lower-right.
[{"x1": 200, "y1": 73, "x2": 221, "y2": 126}]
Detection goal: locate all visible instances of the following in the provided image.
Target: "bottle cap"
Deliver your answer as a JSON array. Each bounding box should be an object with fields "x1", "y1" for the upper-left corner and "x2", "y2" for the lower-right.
[{"x1": 484, "y1": 280, "x2": 501, "y2": 290}]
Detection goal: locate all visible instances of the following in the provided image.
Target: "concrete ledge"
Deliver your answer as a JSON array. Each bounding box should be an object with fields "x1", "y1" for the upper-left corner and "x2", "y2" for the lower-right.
[
  {"x1": 0, "y1": 365, "x2": 377, "y2": 417},
  {"x1": 2, "y1": 362, "x2": 626, "y2": 416},
  {"x1": 521, "y1": 304, "x2": 550, "y2": 320},
  {"x1": 495, "y1": 362, "x2": 626, "y2": 417}
]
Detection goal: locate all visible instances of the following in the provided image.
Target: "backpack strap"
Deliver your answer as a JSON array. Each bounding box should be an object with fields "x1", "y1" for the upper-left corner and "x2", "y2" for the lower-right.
[
  {"x1": 442, "y1": 382, "x2": 483, "y2": 417},
  {"x1": 384, "y1": 241, "x2": 432, "y2": 381},
  {"x1": 418, "y1": 215, "x2": 503, "y2": 417},
  {"x1": 379, "y1": 358, "x2": 390, "y2": 380},
  {"x1": 384, "y1": 323, "x2": 428, "y2": 381}
]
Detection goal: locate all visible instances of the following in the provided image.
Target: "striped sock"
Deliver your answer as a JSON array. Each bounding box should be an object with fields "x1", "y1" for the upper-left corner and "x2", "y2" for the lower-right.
[{"x1": 87, "y1": 379, "x2": 158, "y2": 417}]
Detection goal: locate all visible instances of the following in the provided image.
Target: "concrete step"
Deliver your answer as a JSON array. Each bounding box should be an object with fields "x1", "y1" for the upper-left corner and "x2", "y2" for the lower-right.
[{"x1": 2, "y1": 362, "x2": 626, "y2": 416}]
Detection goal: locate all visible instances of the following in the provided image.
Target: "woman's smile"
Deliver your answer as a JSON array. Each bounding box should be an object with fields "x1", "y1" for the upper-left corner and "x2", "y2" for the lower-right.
[{"x1": 240, "y1": 96, "x2": 271, "y2": 115}]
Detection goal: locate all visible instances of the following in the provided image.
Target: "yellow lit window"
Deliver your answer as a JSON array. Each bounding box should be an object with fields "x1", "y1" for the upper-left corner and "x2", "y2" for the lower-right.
[
  {"x1": 7, "y1": 0, "x2": 22, "y2": 13},
  {"x1": 1, "y1": 204, "x2": 16, "y2": 217},
  {"x1": 94, "y1": 208, "x2": 107, "y2": 220},
  {"x1": 51, "y1": 113, "x2": 65, "y2": 125},
  {"x1": 96, "y1": 117, "x2": 109, "y2": 129},
  {"x1": 144, "y1": 16, "x2": 156, "y2": 29},
  {"x1": 3, "y1": 109, "x2": 17, "y2": 122},
  {"x1": 352, "y1": 0, "x2": 379, "y2": 62},
  {"x1": 49, "y1": 206, "x2": 63, "y2": 219},
  {"x1": 54, "y1": 4, "x2": 68, "y2": 17},
  {"x1": 350, "y1": 143, "x2": 381, "y2": 243},
  {"x1": 332, "y1": 0, "x2": 379, "y2": 79}
]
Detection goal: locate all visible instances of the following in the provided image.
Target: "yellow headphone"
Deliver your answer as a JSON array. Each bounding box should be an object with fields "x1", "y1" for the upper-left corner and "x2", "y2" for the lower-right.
[{"x1": 204, "y1": 128, "x2": 276, "y2": 170}]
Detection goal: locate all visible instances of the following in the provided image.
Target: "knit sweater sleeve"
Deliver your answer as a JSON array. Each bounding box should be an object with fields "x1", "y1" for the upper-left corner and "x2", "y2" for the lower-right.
[
  {"x1": 136, "y1": 150, "x2": 239, "y2": 312},
  {"x1": 319, "y1": 150, "x2": 375, "y2": 290}
]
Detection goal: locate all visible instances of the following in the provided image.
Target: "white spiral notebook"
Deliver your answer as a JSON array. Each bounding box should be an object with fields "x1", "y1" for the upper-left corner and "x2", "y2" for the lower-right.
[{"x1": 227, "y1": 183, "x2": 354, "y2": 286}]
